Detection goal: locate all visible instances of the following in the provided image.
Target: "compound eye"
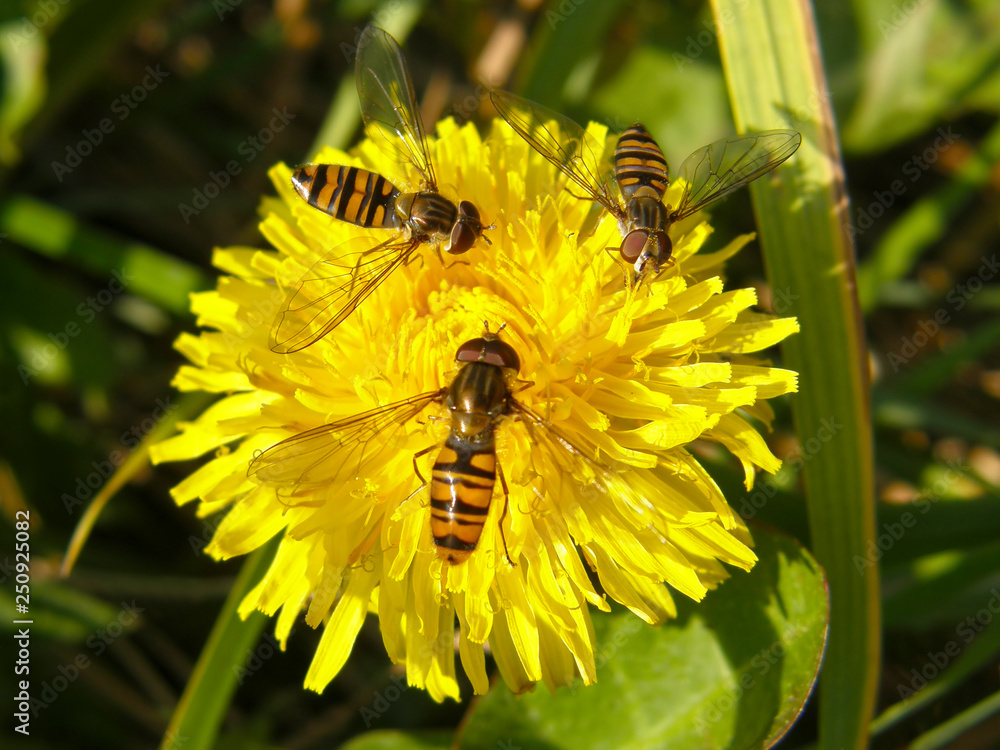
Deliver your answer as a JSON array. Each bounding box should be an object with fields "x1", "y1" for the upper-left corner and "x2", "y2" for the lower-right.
[
  {"x1": 655, "y1": 234, "x2": 673, "y2": 268},
  {"x1": 620, "y1": 230, "x2": 648, "y2": 263},
  {"x1": 447, "y1": 221, "x2": 477, "y2": 255},
  {"x1": 458, "y1": 200, "x2": 481, "y2": 223}
]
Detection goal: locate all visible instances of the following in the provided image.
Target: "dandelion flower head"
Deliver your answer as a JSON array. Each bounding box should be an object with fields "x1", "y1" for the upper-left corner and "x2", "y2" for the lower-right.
[{"x1": 151, "y1": 116, "x2": 800, "y2": 701}]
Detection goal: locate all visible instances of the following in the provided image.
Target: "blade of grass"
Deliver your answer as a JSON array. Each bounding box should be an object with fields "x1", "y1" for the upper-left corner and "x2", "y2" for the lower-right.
[
  {"x1": 711, "y1": 2, "x2": 878, "y2": 749},
  {"x1": 61, "y1": 392, "x2": 214, "y2": 577},
  {"x1": 308, "y1": 0, "x2": 426, "y2": 157},
  {"x1": 909, "y1": 688, "x2": 1000, "y2": 750},
  {"x1": 0, "y1": 194, "x2": 210, "y2": 315},
  {"x1": 159, "y1": 535, "x2": 280, "y2": 750},
  {"x1": 874, "y1": 590, "x2": 1000, "y2": 736},
  {"x1": 515, "y1": 0, "x2": 626, "y2": 106}
]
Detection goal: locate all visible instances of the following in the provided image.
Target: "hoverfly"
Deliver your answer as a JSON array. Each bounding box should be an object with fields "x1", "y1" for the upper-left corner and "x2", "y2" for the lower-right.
[
  {"x1": 249, "y1": 328, "x2": 629, "y2": 565},
  {"x1": 489, "y1": 90, "x2": 801, "y2": 284},
  {"x1": 271, "y1": 26, "x2": 489, "y2": 354}
]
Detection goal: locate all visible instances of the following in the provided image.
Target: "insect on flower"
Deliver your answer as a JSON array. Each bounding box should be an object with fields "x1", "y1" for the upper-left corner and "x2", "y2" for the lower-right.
[
  {"x1": 271, "y1": 26, "x2": 491, "y2": 353},
  {"x1": 490, "y1": 89, "x2": 801, "y2": 284},
  {"x1": 249, "y1": 327, "x2": 632, "y2": 565}
]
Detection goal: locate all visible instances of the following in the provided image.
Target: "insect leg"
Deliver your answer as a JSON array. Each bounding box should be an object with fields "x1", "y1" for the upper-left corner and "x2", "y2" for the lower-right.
[
  {"x1": 411, "y1": 444, "x2": 436, "y2": 484},
  {"x1": 497, "y1": 462, "x2": 515, "y2": 568}
]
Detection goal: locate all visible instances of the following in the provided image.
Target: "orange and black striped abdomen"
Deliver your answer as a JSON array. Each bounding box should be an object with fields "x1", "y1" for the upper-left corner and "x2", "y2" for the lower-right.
[
  {"x1": 430, "y1": 435, "x2": 497, "y2": 564},
  {"x1": 291, "y1": 164, "x2": 401, "y2": 229},
  {"x1": 614, "y1": 124, "x2": 669, "y2": 201}
]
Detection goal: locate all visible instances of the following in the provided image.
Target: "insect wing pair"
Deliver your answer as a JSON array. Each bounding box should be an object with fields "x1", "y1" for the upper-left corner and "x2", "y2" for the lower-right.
[
  {"x1": 272, "y1": 27, "x2": 487, "y2": 354},
  {"x1": 249, "y1": 333, "x2": 636, "y2": 565},
  {"x1": 489, "y1": 90, "x2": 801, "y2": 282}
]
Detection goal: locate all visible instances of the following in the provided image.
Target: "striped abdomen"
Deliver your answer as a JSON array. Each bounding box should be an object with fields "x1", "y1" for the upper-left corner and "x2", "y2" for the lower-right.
[
  {"x1": 430, "y1": 434, "x2": 497, "y2": 564},
  {"x1": 614, "y1": 124, "x2": 669, "y2": 201},
  {"x1": 291, "y1": 164, "x2": 401, "y2": 229}
]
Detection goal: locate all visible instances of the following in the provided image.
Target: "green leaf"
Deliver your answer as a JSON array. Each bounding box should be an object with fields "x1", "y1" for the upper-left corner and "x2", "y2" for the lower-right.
[
  {"x1": 710, "y1": 1, "x2": 879, "y2": 748},
  {"x1": 456, "y1": 528, "x2": 827, "y2": 750}
]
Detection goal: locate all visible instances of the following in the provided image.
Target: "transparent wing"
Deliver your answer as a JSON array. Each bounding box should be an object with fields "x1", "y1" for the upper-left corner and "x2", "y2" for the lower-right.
[
  {"x1": 511, "y1": 401, "x2": 650, "y2": 515},
  {"x1": 355, "y1": 26, "x2": 436, "y2": 188},
  {"x1": 249, "y1": 390, "x2": 445, "y2": 489},
  {"x1": 270, "y1": 236, "x2": 419, "y2": 353},
  {"x1": 672, "y1": 129, "x2": 801, "y2": 220},
  {"x1": 489, "y1": 89, "x2": 620, "y2": 214}
]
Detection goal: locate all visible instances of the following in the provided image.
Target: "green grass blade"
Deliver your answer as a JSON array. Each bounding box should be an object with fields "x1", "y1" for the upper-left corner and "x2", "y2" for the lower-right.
[
  {"x1": 710, "y1": 2, "x2": 879, "y2": 748},
  {"x1": 515, "y1": 0, "x2": 627, "y2": 106},
  {"x1": 0, "y1": 194, "x2": 209, "y2": 314},
  {"x1": 159, "y1": 536, "x2": 279, "y2": 750},
  {"x1": 308, "y1": 0, "x2": 426, "y2": 156},
  {"x1": 909, "y1": 688, "x2": 1000, "y2": 750}
]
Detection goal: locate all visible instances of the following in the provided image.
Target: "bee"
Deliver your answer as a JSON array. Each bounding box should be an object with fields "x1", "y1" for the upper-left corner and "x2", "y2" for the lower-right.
[
  {"x1": 489, "y1": 90, "x2": 801, "y2": 283},
  {"x1": 248, "y1": 328, "x2": 627, "y2": 565},
  {"x1": 271, "y1": 26, "x2": 489, "y2": 354}
]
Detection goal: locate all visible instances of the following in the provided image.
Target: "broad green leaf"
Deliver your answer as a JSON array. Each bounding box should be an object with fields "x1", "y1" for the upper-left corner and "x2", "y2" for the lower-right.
[
  {"x1": 456, "y1": 528, "x2": 827, "y2": 750},
  {"x1": 710, "y1": 2, "x2": 879, "y2": 748}
]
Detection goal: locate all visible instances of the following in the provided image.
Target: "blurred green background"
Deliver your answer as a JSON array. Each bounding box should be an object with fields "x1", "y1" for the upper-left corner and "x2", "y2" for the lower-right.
[{"x1": 2, "y1": 0, "x2": 1000, "y2": 748}]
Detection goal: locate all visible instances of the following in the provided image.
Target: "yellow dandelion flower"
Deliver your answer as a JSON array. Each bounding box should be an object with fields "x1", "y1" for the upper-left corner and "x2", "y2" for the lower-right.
[{"x1": 150, "y1": 116, "x2": 799, "y2": 702}]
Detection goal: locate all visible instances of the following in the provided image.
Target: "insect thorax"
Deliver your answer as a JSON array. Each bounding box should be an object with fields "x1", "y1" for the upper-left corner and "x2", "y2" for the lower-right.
[{"x1": 400, "y1": 191, "x2": 459, "y2": 241}]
